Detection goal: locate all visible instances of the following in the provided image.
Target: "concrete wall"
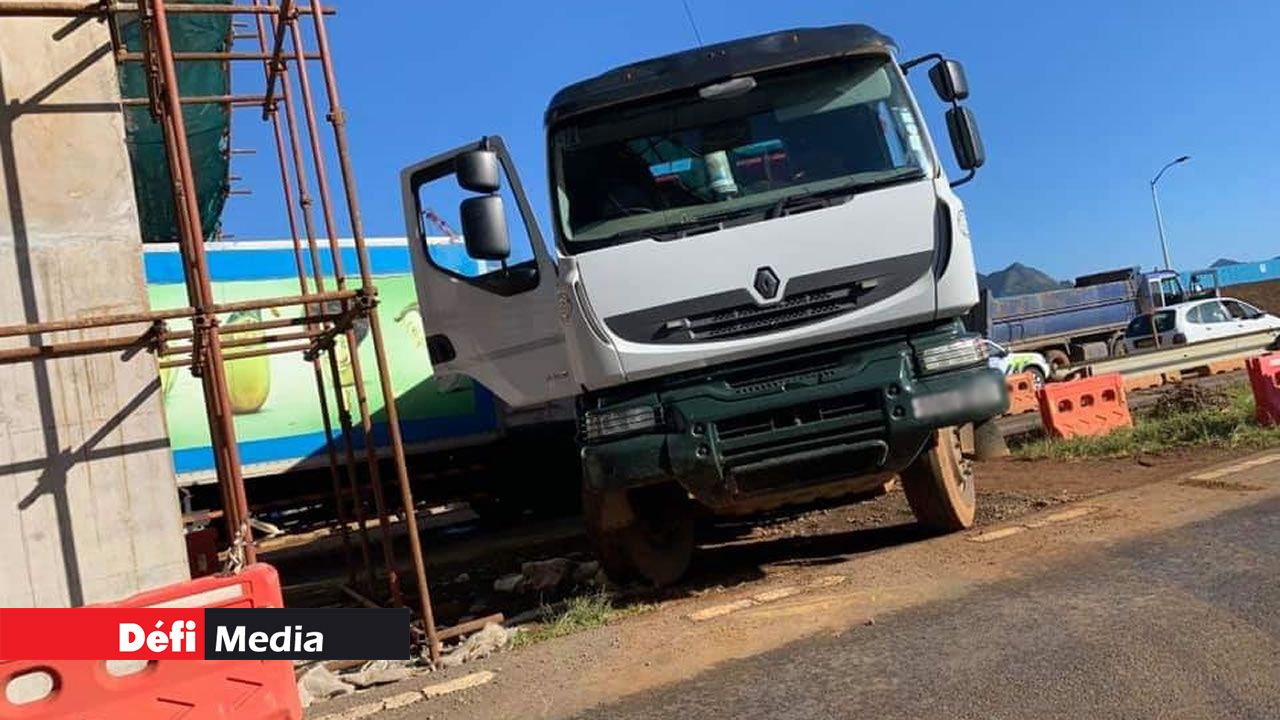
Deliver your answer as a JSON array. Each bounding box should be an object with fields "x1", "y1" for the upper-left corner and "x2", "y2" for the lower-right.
[{"x1": 0, "y1": 14, "x2": 189, "y2": 606}]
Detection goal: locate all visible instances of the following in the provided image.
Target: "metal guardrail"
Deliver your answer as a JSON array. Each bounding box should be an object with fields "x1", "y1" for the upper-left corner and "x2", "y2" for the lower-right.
[{"x1": 1056, "y1": 329, "x2": 1279, "y2": 381}]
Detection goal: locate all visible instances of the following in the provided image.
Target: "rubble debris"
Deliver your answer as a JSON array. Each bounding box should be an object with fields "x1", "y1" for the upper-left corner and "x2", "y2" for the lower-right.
[
  {"x1": 493, "y1": 573, "x2": 525, "y2": 593},
  {"x1": 297, "y1": 663, "x2": 355, "y2": 708},
  {"x1": 344, "y1": 659, "x2": 418, "y2": 688},
  {"x1": 521, "y1": 557, "x2": 575, "y2": 593},
  {"x1": 439, "y1": 622, "x2": 514, "y2": 669}
]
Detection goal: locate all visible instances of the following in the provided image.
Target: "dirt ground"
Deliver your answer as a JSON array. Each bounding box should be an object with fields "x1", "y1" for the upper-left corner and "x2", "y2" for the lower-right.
[
  {"x1": 266, "y1": 446, "x2": 1243, "y2": 635},
  {"x1": 305, "y1": 446, "x2": 1280, "y2": 720}
]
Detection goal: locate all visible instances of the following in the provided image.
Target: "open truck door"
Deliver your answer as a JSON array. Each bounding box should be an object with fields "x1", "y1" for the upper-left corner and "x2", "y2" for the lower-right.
[{"x1": 401, "y1": 136, "x2": 574, "y2": 408}]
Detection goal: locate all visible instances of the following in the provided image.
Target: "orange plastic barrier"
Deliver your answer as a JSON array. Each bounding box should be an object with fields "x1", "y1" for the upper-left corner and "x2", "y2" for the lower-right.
[
  {"x1": 0, "y1": 564, "x2": 301, "y2": 720},
  {"x1": 1037, "y1": 372, "x2": 1132, "y2": 439},
  {"x1": 1246, "y1": 353, "x2": 1280, "y2": 426},
  {"x1": 1004, "y1": 373, "x2": 1039, "y2": 415}
]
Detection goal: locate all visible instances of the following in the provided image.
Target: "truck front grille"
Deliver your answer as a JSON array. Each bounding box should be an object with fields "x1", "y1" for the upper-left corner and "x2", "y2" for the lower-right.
[
  {"x1": 712, "y1": 391, "x2": 887, "y2": 494},
  {"x1": 670, "y1": 284, "x2": 866, "y2": 342}
]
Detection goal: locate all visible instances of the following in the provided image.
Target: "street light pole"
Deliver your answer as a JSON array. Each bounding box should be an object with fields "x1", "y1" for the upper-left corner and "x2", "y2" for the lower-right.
[{"x1": 1150, "y1": 155, "x2": 1190, "y2": 271}]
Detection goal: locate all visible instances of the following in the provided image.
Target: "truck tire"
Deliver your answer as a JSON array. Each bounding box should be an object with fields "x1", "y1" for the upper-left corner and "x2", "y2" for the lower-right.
[
  {"x1": 900, "y1": 426, "x2": 976, "y2": 531},
  {"x1": 582, "y1": 482, "x2": 694, "y2": 588},
  {"x1": 1043, "y1": 349, "x2": 1070, "y2": 371},
  {"x1": 1108, "y1": 333, "x2": 1128, "y2": 357}
]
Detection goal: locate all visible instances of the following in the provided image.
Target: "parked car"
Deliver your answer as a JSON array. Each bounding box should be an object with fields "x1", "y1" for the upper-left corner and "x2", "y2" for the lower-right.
[
  {"x1": 1122, "y1": 297, "x2": 1280, "y2": 353},
  {"x1": 983, "y1": 339, "x2": 1052, "y2": 387}
]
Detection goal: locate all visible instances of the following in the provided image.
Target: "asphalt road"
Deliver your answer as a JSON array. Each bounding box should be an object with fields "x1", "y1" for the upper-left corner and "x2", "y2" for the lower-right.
[{"x1": 575, "y1": 495, "x2": 1280, "y2": 720}]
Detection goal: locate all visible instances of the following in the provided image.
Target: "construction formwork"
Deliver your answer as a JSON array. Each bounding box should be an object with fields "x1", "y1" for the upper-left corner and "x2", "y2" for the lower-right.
[{"x1": 0, "y1": 0, "x2": 466, "y2": 663}]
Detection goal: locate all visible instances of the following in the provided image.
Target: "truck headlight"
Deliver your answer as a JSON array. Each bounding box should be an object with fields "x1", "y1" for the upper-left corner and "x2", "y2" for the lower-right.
[
  {"x1": 918, "y1": 337, "x2": 988, "y2": 374},
  {"x1": 582, "y1": 405, "x2": 662, "y2": 442}
]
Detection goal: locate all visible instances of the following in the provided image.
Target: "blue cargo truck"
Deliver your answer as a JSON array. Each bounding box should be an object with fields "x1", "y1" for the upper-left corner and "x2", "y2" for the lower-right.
[
  {"x1": 968, "y1": 268, "x2": 1213, "y2": 368},
  {"x1": 144, "y1": 238, "x2": 577, "y2": 523}
]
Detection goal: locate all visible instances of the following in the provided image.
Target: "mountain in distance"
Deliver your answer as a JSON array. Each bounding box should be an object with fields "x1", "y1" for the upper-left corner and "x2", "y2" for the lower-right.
[
  {"x1": 977, "y1": 262, "x2": 1062, "y2": 298},
  {"x1": 1211, "y1": 258, "x2": 1241, "y2": 268}
]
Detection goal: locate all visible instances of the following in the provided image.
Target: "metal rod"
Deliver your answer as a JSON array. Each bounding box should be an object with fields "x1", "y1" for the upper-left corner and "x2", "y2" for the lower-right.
[
  {"x1": 275, "y1": 11, "x2": 399, "y2": 604},
  {"x1": 251, "y1": 5, "x2": 360, "y2": 590},
  {"x1": 261, "y1": 0, "x2": 295, "y2": 120},
  {"x1": 310, "y1": 6, "x2": 441, "y2": 664},
  {"x1": 158, "y1": 340, "x2": 314, "y2": 368},
  {"x1": 338, "y1": 584, "x2": 382, "y2": 610},
  {"x1": 0, "y1": 308, "x2": 188, "y2": 339},
  {"x1": 122, "y1": 94, "x2": 275, "y2": 107},
  {"x1": 118, "y1": 50, "x2": 321, "y2": 62},
  {"x1": 255, "y1": 0, "x2": 376, "y2": 594},
  {"x1": 0, "y1": 2, "x2": 333, "y2": 17},
  {"x1": 166, "y1": 313, "x2": 342, "y2": 340},
  {"x1": 162, "y1": 328, "x2": 324, "y2": 355},
  {"x1": 436, "y1": 614, "x2": 506, "y2": 642},
  {"x1": 150, "y1": 0, "x2": 255, "y2": 563},
  {"x1": 0, "y1": 332, "x2": 154, "y2": 365}
]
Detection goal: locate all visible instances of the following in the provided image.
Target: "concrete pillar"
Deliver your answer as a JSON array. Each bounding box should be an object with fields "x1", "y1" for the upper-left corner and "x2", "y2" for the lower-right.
[{"x1": 0, "y1": 14, "x2": 188, "y2": 606}]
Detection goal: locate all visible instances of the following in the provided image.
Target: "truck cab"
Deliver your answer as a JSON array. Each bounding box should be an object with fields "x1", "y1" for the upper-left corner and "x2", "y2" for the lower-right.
[{"x1": 402, "y1": 24, "x2": 1007, "y2": 584}]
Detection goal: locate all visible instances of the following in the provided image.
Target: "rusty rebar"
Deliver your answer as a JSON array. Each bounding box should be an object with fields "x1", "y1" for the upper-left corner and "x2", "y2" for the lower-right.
[
  {"x1": 0, "y1": 332, "x2": 155, "y2": 365},
  {"x1": 0, "y1": 2, "x2": 333, "y2": 17},
  {"x1": 272, "y1": 8, "x2": 401, "y2": 604},
  {"x1": 149, "y1": 0, "x2": 254, "y2": 562},
  {"x1": 122, "y1": 94, "x2": 275, "y2": 107},
  {"x1": 260, "y1": 0, "x2": 294, "y2": 120},
  {"x1": 117, "y1": 50, "x2": 321, "y2": 62},
  {"x1": 310, "y1": 6, "x2": 442, "y2": 664},
  {"x1": 0, "y1": 289, "x2": 356, "y2": 340},
  {"x1": 158, "y1": 340, "x2": 316, "y2": 369},
  {"x1": 254, "y1": 0, "x2": 377, "y2": 594}
]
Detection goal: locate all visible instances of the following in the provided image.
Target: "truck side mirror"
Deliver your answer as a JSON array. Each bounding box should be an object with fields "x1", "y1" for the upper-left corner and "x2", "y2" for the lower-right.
[
  {"x1": 456, "y1": 150, "x2": 502, "y2": 194},
  {"x1": 929, "y1": 60, "x2": 969, "y2": 102},
  {"x1": 945, "y1": 106, "x2": 985, "y2": 171},
  {"x1": 460, "y1": 195, "x2": 511, "y2": 261}
]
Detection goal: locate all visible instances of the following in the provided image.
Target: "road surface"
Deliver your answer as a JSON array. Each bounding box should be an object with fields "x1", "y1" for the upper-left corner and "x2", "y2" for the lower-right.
[
  {"x1": 579, "y1": 491, "x2": 1280, "y2": 719},
  {"x1": 313, "y1": 451, "x2": 1280, "y2": 720}
]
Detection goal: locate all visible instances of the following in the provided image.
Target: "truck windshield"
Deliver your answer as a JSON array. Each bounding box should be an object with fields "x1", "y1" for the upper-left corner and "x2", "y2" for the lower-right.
[{"x1": 551, "y1": 56, "x2": 933, "y2": 250}]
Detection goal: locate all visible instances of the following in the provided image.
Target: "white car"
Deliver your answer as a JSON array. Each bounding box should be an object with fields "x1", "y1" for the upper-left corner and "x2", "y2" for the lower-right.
[
  {"x1": 1123, "y1": 297, "x2": 1280, "y2": 352},
  {"x1": 983, "y1": 339, "x2": 1052, "y2": 387}
]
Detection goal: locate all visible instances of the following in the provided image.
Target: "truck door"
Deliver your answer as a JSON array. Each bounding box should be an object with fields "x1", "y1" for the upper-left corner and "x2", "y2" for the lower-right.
[{"x1": 400, "y1": 137, "x2": 574, "y2": 409}]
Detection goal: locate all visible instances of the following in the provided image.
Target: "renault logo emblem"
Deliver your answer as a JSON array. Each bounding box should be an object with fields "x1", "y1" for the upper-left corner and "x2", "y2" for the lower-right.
[{"x1": 754, "y1": 267, "x2": 780, "y2": 300}]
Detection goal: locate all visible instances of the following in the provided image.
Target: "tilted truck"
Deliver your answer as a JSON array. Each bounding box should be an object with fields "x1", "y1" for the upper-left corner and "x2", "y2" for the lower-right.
[
  {"x1": 968, "y1": 267, "x2": 1220, "y2": 368},
  {"x1": 402, "y1": 24, "x2": 1008, "y2": 584}
]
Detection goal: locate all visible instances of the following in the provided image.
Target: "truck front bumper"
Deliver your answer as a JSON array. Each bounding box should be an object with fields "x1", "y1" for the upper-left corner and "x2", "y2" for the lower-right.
[{"x1": 581, "y1": 330, "x2": 1008, "y2": 511}]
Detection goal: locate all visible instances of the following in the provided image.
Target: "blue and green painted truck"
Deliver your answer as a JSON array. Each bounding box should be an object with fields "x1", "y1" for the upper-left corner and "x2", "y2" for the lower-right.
[{"x1": 145, "y1": 238, "x2": 576, "y2": 520}]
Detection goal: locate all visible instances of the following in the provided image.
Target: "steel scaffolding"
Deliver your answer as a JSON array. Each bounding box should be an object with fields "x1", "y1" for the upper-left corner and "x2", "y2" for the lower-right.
[{"x1": 0, "y1": 0, "x2": 456, "y2": 662}]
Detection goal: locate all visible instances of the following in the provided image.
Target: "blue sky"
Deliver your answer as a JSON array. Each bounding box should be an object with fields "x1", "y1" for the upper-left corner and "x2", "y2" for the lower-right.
[{"x1": 223, "y1": 0, "x2": 1280, "y2": 280}]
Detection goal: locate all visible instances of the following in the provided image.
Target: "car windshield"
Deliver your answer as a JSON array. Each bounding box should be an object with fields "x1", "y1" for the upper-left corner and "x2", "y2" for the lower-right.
[{"x1": 551, "y1": 56, "x2": 933, "y2": 249}]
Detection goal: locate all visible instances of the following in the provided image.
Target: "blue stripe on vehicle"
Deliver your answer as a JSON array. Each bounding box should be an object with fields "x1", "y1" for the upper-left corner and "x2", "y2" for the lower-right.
[{"x1": 171, "y1": 389, "x2": 500, "y2": 474}]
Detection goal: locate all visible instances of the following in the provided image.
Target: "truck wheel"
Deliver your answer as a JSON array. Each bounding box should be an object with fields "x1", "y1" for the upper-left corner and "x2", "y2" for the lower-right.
[
  {"x1": 1044, "y1": 349, "x2": 1070, "y2": 371},
  {"x1": 1108, "y1": 334, "x2": 1128, "y2": 357},
  {"x1": 582, "y1": 483, "x2": 694, "y2": 588},
  {"x1": 900, "y1": 427, "x2": 976, "y2": 531}
]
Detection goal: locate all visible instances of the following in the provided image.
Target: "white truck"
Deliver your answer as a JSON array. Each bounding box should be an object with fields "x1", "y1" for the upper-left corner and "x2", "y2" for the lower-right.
[{"x1": 401, "y1": 24, "x2": 1007, "y2": 584}]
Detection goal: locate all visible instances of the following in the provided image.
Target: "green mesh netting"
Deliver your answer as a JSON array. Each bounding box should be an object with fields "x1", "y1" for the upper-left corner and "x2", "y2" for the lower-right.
[{"x1": 118, "y1": 1, "x2": 231, "y2": 243}]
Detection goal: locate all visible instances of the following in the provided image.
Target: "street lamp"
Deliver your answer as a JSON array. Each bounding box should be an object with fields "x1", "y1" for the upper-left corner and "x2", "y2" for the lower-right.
[{"x1": 1150, "y1": 155, "x2": 1190, "y2": 271}]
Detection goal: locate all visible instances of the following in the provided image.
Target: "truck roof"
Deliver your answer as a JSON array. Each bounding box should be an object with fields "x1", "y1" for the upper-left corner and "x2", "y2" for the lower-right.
[{"x1": 545, "y1": 23, "x2": 896, "y2": 127}]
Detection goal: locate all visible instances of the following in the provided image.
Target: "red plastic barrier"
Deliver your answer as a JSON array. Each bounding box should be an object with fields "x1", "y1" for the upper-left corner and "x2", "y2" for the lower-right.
[
  {"x1": 1246, "y1": 353, "x2": 1280, "y2": 426},
  {"x1": 0, "y1": 564, "x2": 301, "y2": 720},
  {"x1": 1037, "y1": 372, "x2": 1132, "y2": 439},
  {"x1": 1004, "y1": 373, "x2": 1039, "y2": 415}
]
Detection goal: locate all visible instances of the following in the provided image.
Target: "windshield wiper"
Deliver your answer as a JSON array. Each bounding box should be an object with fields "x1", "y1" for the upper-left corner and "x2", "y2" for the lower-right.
[{"x1": 769, "y1": 170, "x2": 927, "y2": 219}]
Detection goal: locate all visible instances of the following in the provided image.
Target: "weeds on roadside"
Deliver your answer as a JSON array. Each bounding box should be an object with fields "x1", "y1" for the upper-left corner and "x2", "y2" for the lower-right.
[
  {"x1": 1013, "y1": 382, "x2": 1280, "y2": 460},
  {"x1": 512, "y1": 592, "x2": 656, "y2": 648}
]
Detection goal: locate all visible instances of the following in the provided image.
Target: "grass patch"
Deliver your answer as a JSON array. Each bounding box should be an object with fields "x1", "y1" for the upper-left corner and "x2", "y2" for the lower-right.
[
  {"x1": 512, "y1": 592, "x2": 655, "y2": 648},
  {"x1": 1013, "y1": 382, "x2": 1280, "y2": 461}
]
